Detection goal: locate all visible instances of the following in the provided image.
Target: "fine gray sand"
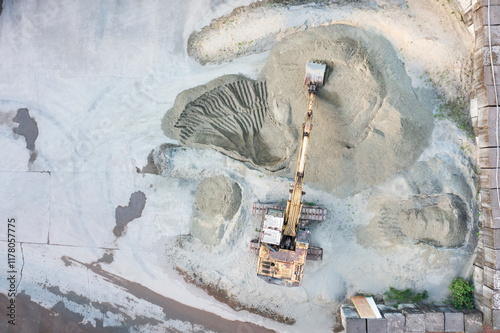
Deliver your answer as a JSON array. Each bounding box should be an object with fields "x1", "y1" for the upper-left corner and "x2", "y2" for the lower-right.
[
  {"x1": 358, "y1": 152, "x2": 477, "y2": 248},
  {"x1": 163, "y1": 76, "x2": 294, "y2": 171},
  {"x1": 362, "y1": 193, "x2": 469, "y2": 248},
  {"x1": 163, "y1": 24, "x2": 434, "y2": 197},
  {"x1": 261, "y1": 24, "x2": 434, "y2": 197},
  {"x1": 194, "y1": 175, "x2": 242, "y2": 220},
  {"x1": 191, "y1": 175, "x2": 242, "y2": 245}
]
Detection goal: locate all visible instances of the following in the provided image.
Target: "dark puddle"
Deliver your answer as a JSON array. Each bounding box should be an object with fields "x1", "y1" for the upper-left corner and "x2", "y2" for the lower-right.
[
  {"x1": 114, "y1": 191, "x2": 146, "y2": 237},
  {"x1": 12, "y1": 108, "x2": 38, "y2": 163}
]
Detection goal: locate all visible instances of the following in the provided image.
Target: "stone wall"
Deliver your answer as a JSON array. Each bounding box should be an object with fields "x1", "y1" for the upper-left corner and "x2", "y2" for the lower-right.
[
  {"x1": 459, "y1": 0, "x2": 500, "y2": 328},
  {"x1": 341, "y1": 303, "x2": 483, "y2": 333}
]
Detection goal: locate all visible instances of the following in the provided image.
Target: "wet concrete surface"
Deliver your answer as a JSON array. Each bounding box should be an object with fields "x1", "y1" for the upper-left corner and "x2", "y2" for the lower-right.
[
  {"x1": 46, "y1": 285, "x2": 161, "y2": 331},
  {"x1": 0, "y1": 292, "x2": 110, "y2": 333},
  {"x1": 64, "y1": 256, "x2": 277, "y2": 333},
  {"x1": 1, "y1": 258, "x2": 278, "y2": 333},
  {"x1": 114, "y1": 191, "x2": 147, "y2": 237}
]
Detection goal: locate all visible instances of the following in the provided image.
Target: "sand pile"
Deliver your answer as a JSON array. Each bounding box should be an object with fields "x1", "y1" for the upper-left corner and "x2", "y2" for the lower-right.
[
  {"x1": 365, "y1": 194, "x2": 468, "y2": 248},
  {"x1": 357, "y1": 152, "x2": 477, "y2": 249},
  {"x1": 163, "y1": 76, "x2": 294, "y2": 171},
  {"x1": 261, "y1": 24, "x2": 434, "y2": 196},
  {"x1": 190, "y1": 175, "x2": 242, "y2": 245},
  {"x1": 163, "y1": 24, "x2": 434, "y2": 197}
]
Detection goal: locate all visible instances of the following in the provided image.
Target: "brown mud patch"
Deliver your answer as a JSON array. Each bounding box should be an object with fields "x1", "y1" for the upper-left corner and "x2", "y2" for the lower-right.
[
  {"x1": 0, "y1": 292, "x2": 112, "y2": 333},
  {"x1": 175, "y1": 267, "x2": 296, "y2": 326},
  {"x1": 62, "y1": 256, "x2": 277, "y2": 333}
]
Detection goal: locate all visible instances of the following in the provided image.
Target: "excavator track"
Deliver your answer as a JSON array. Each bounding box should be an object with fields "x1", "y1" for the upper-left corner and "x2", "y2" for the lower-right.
[{"x1": 252, "y1": 202, "x2": 327, "y2": 221}]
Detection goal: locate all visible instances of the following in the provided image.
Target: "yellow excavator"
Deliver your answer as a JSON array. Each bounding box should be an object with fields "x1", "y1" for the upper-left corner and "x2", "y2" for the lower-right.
[{"x1": 249, "y1": 62, "x2": 327, "y2": 287}]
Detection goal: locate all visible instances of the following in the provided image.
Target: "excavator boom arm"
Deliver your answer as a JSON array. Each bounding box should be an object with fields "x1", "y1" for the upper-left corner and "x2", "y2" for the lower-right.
[{"x1": 284, "y1": 89, "x2": 316, "y2": 237}]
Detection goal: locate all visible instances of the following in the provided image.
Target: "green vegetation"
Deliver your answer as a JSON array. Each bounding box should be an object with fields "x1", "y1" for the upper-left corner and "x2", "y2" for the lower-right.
[
  {"x1": 421, "y1": 69, "x2": 474, "y2": 139},
  {"x1": 434, "y1": 96, "x2": 474, "y2": 139},
  {"x1": 448, "y1": 277, "x2": 474, "y2": 310},
  {"x1": 264, "y1": 0, "x2": 331, "y2": 6},
  {"x1": 384, "y1": 287, "x2": 428, "y2": 307},
  {"x1": 459, "y1": 143, "x2": 472, "y2": 154}
]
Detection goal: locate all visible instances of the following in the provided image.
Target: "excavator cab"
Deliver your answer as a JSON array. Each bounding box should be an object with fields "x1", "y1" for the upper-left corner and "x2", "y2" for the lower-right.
[
  {"x1": 256, "y1": 210, "x2": 310, "y2": 287},
  {"x1": 250, "y1": 203, "x2": 325, "y2": 286}
]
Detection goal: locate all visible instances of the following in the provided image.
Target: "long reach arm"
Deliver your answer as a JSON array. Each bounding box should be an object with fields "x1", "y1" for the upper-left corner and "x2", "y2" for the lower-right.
[
  {"x1": 283, "y1": 86, "x2": 317, "y2": 237},
  {"x1": 283, "y1": 62, "x2": 326, "y2": 238}
]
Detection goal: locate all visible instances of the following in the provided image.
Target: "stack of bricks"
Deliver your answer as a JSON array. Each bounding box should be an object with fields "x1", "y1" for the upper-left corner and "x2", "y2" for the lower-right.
[
  {"x1": 340, "y1": 304, "x2": 483, "y2": 332},
  {"x1": 471, "y1": 0, "x2": 500, "y2": 328}
]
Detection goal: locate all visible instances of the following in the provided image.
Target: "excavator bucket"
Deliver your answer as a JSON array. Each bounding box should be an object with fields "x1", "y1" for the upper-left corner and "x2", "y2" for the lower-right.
[{"x1": 304, "y1": 62, "x2": 327, "y2": 87}]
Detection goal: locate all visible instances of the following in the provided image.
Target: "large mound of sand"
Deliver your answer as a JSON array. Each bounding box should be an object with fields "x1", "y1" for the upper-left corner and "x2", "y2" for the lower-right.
[
  {"x1": 162, "y1": 76, "x2": 294, "y2": 171},
  {"x1": 163, "y1": 24, "x2": 434, "y2": 197},
  {"x1": 261, "y1": 24, "x2": 434, "y2": 196}
]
